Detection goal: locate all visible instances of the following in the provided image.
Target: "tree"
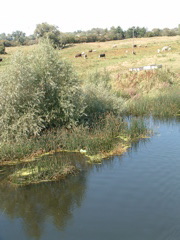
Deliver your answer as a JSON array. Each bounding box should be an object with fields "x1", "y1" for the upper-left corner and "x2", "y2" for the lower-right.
[
  {"x1": 152, "y1": 28, "x2": 162, "y2": 36},
  {"x1": 0, "y1": 39, "x2": 85, "y2": 141},
  {"x1": 34, "y1": 22, "x2": 62, "y2": 48},
  {"x1": 12, "y1": 30, "x2": 26, "y2": 45}
]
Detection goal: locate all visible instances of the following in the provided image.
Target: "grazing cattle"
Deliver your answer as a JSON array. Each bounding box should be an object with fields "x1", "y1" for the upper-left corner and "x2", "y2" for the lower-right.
[
  {"x1": 81, "y1": 52, "x2": 87, "y2": 59},
  {"x1": 161, "y1": 46, "x2": 171, "y2": 51},
  {"x1": 75, "y1": 53, "x2": 82, "y2": 58},
  {"x1": 99, "y1": 53, "x2": 106, "y2": 58},
  {"x1": 0, "y1": 58, "x2": 2, "y2": 61},
  {"x1": 133, "y1": 44, "x2": 137, "y2": 48},
  {"x1": 89, "y1": 49, "x2": 93, "y2": 52},
  {"x1": 92, "y1": 49, "x2": 97, "y2": 52},
  {"x1": 112, "y1": 44, "x2": 118, "y2": 48},
  {"x1": 157, "y1": 49, "x2": 161, "y2": 53}
]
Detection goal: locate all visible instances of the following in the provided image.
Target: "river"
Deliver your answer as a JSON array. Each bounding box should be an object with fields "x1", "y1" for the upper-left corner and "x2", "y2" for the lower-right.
[{"x1": 0, "y1": 118, "x2": 180, "y2": 240}]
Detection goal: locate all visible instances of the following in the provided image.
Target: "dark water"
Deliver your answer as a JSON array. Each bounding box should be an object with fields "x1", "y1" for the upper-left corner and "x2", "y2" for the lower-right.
[{"x1": 0, "y1": 119, "x2": 180, "y2": 240}]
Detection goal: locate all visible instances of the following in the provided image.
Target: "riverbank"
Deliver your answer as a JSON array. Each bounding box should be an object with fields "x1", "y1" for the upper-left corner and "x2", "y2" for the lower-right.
[{"x1": 0, "y1": 116, "x2": 149, "y2": 186}]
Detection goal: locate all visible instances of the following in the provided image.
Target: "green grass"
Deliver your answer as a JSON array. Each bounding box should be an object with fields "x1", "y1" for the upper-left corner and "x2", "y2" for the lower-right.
[
  {"x1": 125, "y1": 87, "x2": 180, "y2": 117},
  {"x1": 0, "y1": 114, "x2": 149, "y2": 163}
]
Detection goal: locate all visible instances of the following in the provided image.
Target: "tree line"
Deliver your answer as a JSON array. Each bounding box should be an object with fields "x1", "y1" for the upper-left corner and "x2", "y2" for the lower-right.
[{"x1": 0, "y1": 23, "x2": 180, "y2": 51}]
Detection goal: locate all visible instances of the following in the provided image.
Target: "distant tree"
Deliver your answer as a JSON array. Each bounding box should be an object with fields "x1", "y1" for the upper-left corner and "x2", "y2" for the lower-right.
[
  {"x1": 34, "y1": 22, "x2": 62, "y2": 48},
  {"x1": 135, "y1": 27, "x2": 147, "y2": 37},
  {"x1": 0, "y1": 33, "x2": 7, "y2": 40},
  {"x1": 161, "y1": 28, "x2": 176, "y2": 36},
  {"x1": 151, "y1": 28, "x2": 162, "y2": 36},
  {"x1": 12, "y1": 31, "x2": 26, "y2": 45},
  {"x1": 125, "y1": 27, "x2": 134, "y2": 38},
  {"x1": 125, "y1": 26, "x2": 146, "y2": 39}
]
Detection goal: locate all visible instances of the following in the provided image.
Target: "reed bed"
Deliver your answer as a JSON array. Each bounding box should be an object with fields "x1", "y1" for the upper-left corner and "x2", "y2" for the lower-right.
[
  {"x1": 0, "y1": 114, "x2": 149, "y2": 163},
  {"x1": 125, "y1": 87, "x2": 180, "y2": 117}
]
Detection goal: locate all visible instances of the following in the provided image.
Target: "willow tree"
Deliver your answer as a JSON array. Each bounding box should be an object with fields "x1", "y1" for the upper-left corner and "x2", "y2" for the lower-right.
[{"x1": 0, "y1": 40, "x2": 85, "y2": 141}]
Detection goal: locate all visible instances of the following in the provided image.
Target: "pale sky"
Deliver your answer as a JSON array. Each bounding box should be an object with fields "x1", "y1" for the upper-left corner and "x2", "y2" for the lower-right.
[{"x1": 1, "y1": 0, "x2": 179, "y2": 35}]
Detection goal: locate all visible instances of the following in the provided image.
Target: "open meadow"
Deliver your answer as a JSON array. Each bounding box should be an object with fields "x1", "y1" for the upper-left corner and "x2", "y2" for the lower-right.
[
  {"x1": 61, "y1": 36, "x2": 180, "y2": 79},
  {"x1": 1, "y1": 36, "x2": 179, "y2": 95},
  {"x1": 1, "y1": 36, "x2": 180, "y2": 75}
]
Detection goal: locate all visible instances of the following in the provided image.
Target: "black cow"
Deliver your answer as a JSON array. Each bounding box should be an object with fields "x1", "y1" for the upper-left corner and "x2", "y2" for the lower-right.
[
  {"x1": 0, "y1": 58, "x2": 2, "y2": 61},
  {"x1": 75, "y1": 53, "x2": 82, "y2": 58},
  {"x1": 99, "y1": 53, "x2": 106, "y2": 58}
]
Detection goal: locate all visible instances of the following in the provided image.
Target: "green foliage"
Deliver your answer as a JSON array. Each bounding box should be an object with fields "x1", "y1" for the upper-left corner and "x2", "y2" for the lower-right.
[
  {"x1": 12, "y1": 31, "x2": 26, "y2": 45},
  {"x1": 0, "y1": 39, "x2": 85, "y2": 141},
  {"x1": 82, "y1": 71, "x2": 125, "y2": 123},
  {"x1": 34, "y1": 23, "x2": 62, "y2": 48},
  {"x1": 0, "y1": 114, "x2": 149, "y2": 162},
  {"x1": 125, "y1": 88, "x2": 180, "y2": 117},
  {"x1": 0, "y1": 43, "x2": 5, "y2": 54}
]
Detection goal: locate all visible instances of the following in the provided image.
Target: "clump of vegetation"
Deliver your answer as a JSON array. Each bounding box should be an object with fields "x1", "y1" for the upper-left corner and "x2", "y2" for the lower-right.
[
  {"x1": 8, "y1": 153, "x2": 78, "y2": 185},
  {"x1": 115, "y1": 69, "x2": 178, "y2": 98},
  {"x1": 5, "y1": 114, "x2": 149, "y2": 185},
  {"x1": 0, "y1": 43, "x2": 6, "y2": 54},
  {"x1": 0, "y1": 39, "x2": 85, "y2": 142},
  {"x1": 125, "y1": 87, "x2": 180, "y2": 117},
  {"x1": 82, "y1": 70, "x2": 125, "y2": 123}
]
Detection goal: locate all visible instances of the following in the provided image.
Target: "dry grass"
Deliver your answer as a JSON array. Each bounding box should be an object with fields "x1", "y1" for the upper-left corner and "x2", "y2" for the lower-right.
[{"x1": 0, "y1": 36, "x2": 180, "y2": 83}]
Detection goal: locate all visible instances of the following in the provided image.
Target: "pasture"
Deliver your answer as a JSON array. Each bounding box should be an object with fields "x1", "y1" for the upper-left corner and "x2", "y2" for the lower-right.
[
  {"x1": 0, "y1": 35, "x2": 180, "y2": 99},
  {"x1": 1, "y1": 36, "x2": 180, "y2": 77},
  {"x1": 60, "y1": 36, "x2": 180, "y2": 79}
]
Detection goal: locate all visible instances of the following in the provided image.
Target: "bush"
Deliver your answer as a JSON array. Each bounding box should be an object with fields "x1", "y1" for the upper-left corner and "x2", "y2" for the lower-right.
[
  {"x1": 82, "y1": 70, "x2": 125, "y2": 123},
  {"x1": 0, "y1": 44, "x2": 5, "y2": 54},
  {"x1": 0, "y1": 39, "x2": 85, "y2": 141}
]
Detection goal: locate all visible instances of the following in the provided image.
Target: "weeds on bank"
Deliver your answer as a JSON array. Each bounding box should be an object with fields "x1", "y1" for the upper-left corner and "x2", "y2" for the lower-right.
[
  {"x1": 125, "y1": 87, "x2": 180, "y2": 117},
  {"x1": 0, "y1": 114, "x2": 148, "y2": 163},
  {"x1": 116, "y1": 69, "x2": 178, "y2": 97}
]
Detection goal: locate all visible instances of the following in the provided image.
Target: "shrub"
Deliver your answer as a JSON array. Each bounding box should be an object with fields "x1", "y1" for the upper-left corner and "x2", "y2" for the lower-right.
[
  {"x1": 0, "y1": 44, "x2": 5, "y2": 54},
  {"x1": 0, "y1": 39, "x2": 85, "y2": 142},
  {"x1": 82, "y1": 70, "x2": 125, "y2": 123}
]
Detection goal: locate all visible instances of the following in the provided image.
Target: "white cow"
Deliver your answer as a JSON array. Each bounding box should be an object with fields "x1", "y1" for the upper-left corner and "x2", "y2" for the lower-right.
[{"x1": 161, "y1": 46, "x2": 171, "y2": 51}]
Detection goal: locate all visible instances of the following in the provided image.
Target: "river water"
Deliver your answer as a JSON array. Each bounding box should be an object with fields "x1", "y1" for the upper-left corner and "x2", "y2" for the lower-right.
[{"x1": 0, "y1": 119, "x2": 180, "y2": 240}]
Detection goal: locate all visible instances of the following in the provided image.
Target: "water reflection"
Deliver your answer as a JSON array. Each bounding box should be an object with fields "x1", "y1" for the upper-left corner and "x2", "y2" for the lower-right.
[
  {"x1": 0, "y1": 172, "x2": 87, "y2": 239},
  {"x1": 0, "y1": 152, "x2": 90, "y2": 239},
  {"x1": 1, "y1": 118, "x2": 179, "y2": 240}
]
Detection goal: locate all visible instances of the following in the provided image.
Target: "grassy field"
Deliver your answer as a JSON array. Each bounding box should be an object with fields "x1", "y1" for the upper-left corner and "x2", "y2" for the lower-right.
[
  {"x1": 1, "y1": 36, "x2": 180, "y2": 76},
  {"x1": 1, "y1": 36, "x2": 179, "y2": 111},
  {"x1": 63, "y1": 36, "x2": 179, "y2": 77}
]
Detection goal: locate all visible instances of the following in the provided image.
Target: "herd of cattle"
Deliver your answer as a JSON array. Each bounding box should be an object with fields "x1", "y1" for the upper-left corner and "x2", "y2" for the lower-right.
[
  {"x1": 0, "y1": 45, "x2": 173, "y2": 64},
  {"x1": 75, "y1": 49, "x2": 106, "y2": 59},
  {"x1": 74, "y1": 44, "x2": 172, "y2": 59}
]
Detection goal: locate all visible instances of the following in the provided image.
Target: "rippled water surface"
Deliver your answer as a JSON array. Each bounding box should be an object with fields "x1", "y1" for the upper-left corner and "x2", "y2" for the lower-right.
[{"x1": 0, "y1": 119, "x2": 180, "y2": 240}]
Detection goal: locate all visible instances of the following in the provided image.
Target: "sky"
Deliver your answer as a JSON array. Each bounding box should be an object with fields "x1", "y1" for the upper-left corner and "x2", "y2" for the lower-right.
[{"x1": 1, "y1": 0, "x2": 179, "y2": 36}]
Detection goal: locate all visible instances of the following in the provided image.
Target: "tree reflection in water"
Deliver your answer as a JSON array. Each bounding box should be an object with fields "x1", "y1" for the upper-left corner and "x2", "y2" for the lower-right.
[{"x1": 0, "y1": 170, "x2": 87, "y2": 239}]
